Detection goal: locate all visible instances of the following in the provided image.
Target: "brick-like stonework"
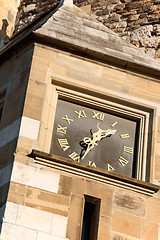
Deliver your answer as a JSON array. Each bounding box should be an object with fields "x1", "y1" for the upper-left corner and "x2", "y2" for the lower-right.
[
  {"x1": 13, "y1": 0, "x2": 60, "y2": 34},
  {"x1": 73, "y1": 0, "x2": 160, "y2": 58},
  {"x1": 1, "y1": 0, "x2": 160, "y2": 58}
]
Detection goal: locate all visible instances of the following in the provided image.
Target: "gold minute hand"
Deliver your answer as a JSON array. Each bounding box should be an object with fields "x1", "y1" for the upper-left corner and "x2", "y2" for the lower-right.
[{"x1": 81, "y1": 123, "x2": 117, "y2": 160}]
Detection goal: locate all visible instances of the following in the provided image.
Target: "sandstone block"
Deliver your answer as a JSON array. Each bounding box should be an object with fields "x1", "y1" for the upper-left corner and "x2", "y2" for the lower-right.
[
  {"x1": 141, "y1": 220, "x2": 158, "y2": 240},
  {"x1": 34, "y1": 45, "x2": 58, "y2": 61},
  {"x1": 157, "y1": 132, "x2": 160, "y2": 143},
  {"x1": 59, "y1": 175, "x2": 72, "y2": 196},
  {"x1": 113, "y1": 190, "x2": 146, "y2": 217},
  {"x1": 98, "y1": 215, "x2": 111, "y2": 240},
  {"x1": 147, "y1": 198, "x2": 160, "y2": 222},
  {"x1": 25, "y1": 187, "x2": 69, "y2": 216},
  {"x1": 16, "y1": 136, "x2": 33, "y2": 155},
  {"x1": 29, "y1": 68, "x2": 46, "y2": 83},
  {"x1": 84, "y1": 179, "x2": 100, "y2": 198},
  {"x1": 7, "y1": 182, "x2": 26, "y2": 205},
  {"x1": 67, "y1": 205, "x2": 83, "y2": 240},
  {"x1": 3, "y1": 201, "x2": 18, "y2": 224},
  {"x1": 112, "y1": 211, "x2": 141, "y2": 238},
  {"x1": 27, "y1": 80, "x2": 45, "y2": 99},
  {"x1": 155, "y1": 156, "x2": 160, "y2": 180},
  {"x1": 16, "y1": 205, "x2": 53, "y2": 233},
  {"x1": 147, "y1": 81, "x2": 160, "y2": 95},
  {"x1": 49, "y1": 63, "x2": 67, "y2": 76},
  {"x1": 71, "y1": 177, "x2": 85, "y2": 195},
  {"x1": 19, "y1": 116, "x2": 40, "y2": 140},
  {"x1": 99, "y1": 185, "x2": 114, "y2": 217},
  {"x1": 23, "y1": 93, "x2": 43, "y2": 120},
  {"x1": 70, "y1": 194, "x2": 84, "y2": 208},
  {"x1": 0, "y1": 222, "x2": 37, "y2": 240},
  {"x1": 11, "y1": 162, "x2": 60, "y2": 193},
  {"x1": 51, "y1": 214, "x2": 68, "y2": 237},
  {"x1": 111, "y1": 231, "x2": 139, "y2": 240}
]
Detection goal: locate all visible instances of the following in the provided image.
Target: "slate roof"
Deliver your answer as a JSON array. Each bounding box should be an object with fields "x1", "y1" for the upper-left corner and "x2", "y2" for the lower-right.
[{"x1": 0, "y1": 2, "x2": 160, "y2": 77}]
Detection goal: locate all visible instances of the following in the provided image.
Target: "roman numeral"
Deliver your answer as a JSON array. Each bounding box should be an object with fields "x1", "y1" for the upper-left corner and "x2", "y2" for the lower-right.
[
  {"x1": 124, "y1": 146, "x2": 133, "y2": 155},
  {"x1": 92, "y1": 111, "x2": 104, "y2": 121},
  {"x1": 62, "y1": 115, "x2": 73, "y2": 124},
  {"x1": 118, "y1": 156, "x2": 129, "y2": 166},
  {"x1": 107, "y1": 163, "x2": 115, "y2": 171},
  {"x1": 58, "y1": 139, "x2": 70, "y2": 151},
  {"x1": 120, "y1": 134, "x2": 130, "y2": 139},
  {"x1": 57, "y1": 124, "x2": 67, "y2": 135},
  {"x1": 88, "y1": 161, "x2": 97, "y2": 167},
  {"x1": 75, "y1": 110, "x2": 87, "y2": 118},
  {"x1": 111, "y1": 121, "x2": 118, "y2": 128},
  {"x1": 68, "y1": 152, "x2": 80, "y2": 162}
]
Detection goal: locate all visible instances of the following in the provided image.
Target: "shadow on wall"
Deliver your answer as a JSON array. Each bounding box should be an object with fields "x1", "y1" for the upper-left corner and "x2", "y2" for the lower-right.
[
  {"x1": 0, "y1": 134, "x2": 17, "y2": 234},
  {"x1": 0, "y1": 19, "x2": 10, "y2": 49},
  {"x1": 0, "y1": 161, "x2": 15, "y2": 234},
  {"x1": 0, "y1": 35, "x2": 35, "y2": 234}
]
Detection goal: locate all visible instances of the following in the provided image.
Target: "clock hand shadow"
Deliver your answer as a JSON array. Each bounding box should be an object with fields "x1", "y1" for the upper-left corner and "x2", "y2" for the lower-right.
[
  {"x1": 79, "y1": 128, "x2": 93, "y2": 159},
  {"x1": 79, "y1": 140, "x2": 88, "y2": 159}
]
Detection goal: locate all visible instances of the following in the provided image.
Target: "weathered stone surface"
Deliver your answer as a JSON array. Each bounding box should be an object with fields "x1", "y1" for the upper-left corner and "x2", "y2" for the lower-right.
[
  {"x1": 113, "y1": 190, "x2": 146, "y2": 217},
  {"x1": 112, "y1": 211, "x2": 141, "y2": 238},
  {"x1": 33, "y1": 4, "x2": 160, "y2": 73},
  {"x1": 23, "y1": 4, "x2": 36, "y2": 13},
  {"x1": 13, "y1": 0, "x2": 61, "y2": 34},
  {"x1": 73, "y1": 0, "x2": 160, "y2": 58},
  {"x1": 58, "y1": 175, "x2": 72, "y2": 196},
  {"x1": 128, "y1": 14, "x2": 139, "y2": 22}
]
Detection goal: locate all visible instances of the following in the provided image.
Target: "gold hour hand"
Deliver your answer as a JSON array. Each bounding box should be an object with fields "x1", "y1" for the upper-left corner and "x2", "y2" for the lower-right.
[{"x1": 81, "y1": 123, "x2": 117, "y2": 160}]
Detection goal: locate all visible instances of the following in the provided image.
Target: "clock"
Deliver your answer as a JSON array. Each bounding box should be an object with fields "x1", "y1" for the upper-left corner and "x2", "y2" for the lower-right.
[{"x1": 50, "y1": 99, "x2": 139, "y2": 178}]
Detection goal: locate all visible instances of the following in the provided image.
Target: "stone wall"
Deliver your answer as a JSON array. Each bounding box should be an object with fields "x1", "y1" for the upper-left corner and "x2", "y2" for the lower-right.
[
  {"x1": 13, "y1": 0, "x2": 60, "y2": 34},
  {"x1": 74, "y1": 0, "x2": 160, "y2": 58},
  {"x1": 3, "y1": 0, "x2": 159, "y2": 58},
  {"x1": 1, "y1": 41, "x2": 160, "y2": 239},
  {"x1": 1, "y1": 0, "x2": 160, "y2": 57},
  {"x1": 0, "y1": 42, "x2": 34, "y2": 233}
]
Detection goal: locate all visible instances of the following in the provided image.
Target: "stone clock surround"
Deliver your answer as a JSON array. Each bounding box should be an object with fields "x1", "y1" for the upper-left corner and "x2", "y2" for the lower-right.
[{"x1": 36, "y1": 72, "x2": 154, "y2": 182}]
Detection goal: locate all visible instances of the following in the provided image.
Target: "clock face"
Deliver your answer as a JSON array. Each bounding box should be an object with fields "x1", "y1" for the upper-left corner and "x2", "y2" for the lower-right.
[{"x1": 50, "y1": 99, "x2": 138, "y2": 178}]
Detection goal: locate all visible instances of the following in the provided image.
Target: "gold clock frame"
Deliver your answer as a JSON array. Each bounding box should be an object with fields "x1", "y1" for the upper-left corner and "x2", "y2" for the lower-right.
[{"x1": 38, "y1": 76, "x2": 154, "y2": 182}]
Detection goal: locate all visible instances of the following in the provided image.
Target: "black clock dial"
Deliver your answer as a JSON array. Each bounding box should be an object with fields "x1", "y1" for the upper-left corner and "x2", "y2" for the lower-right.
[{"x1": 50, "y1": 99, "x2": 138, "y2": 178}]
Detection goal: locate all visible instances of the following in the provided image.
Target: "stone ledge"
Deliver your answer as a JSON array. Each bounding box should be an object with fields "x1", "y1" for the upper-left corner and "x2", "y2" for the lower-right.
[
  {"x1": 33, "y1": 25, "x2": 160, "y2": 79},
  {"x1": 30, "y1": 149, "x2": 160, "y2": 196}
]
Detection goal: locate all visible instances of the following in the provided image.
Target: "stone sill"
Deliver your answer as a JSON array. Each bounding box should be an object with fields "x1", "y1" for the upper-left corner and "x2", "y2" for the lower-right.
[{"x1": 30, "y1": 149, "x2": 160, "y2": 196}]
